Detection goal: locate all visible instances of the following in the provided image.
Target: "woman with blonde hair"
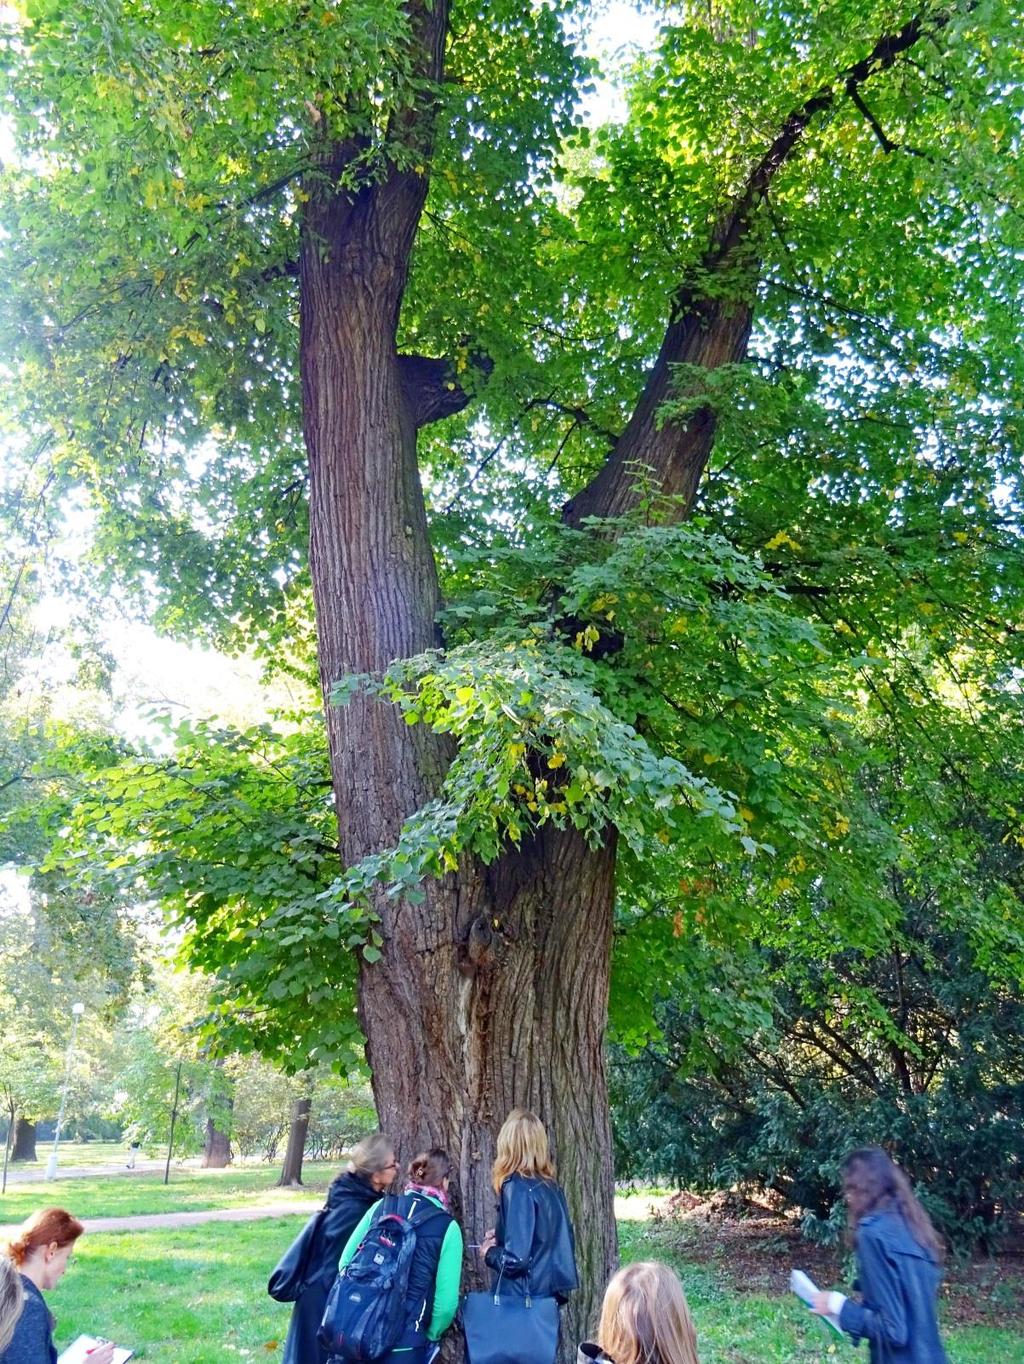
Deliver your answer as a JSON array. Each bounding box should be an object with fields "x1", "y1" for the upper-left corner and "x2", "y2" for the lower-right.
[
  {"x1": 0, "y1": 1259, "x2": 24, "y2": 1355},
  {"x1": 1, "y1": 1208, "x2": 113, "y2": 1364},
  {"x1": 578, "y1": 1261, "x2": 700, "y2": 1364},
  {"x1": 271, "y1": 1131, "x2": 400, "y2": 1364},
  {"x1": 474, "y1": 1109, "x2": 577, "y2": 1361}
]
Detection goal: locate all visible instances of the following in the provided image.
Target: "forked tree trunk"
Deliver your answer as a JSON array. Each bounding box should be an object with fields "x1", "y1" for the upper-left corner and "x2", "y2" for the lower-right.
[
  {"x1": 298, "y1": 9, "x2": 941, "y2": 1361},
  {"x1": 300, "y1": 134, "x2": 617, "y2": 1353},
  {"x1": 278, "y1": 1097, "x2": 312, "y2": 1187},
  {"x1": 11, "y1": 1116, "x2": 37, "y2": 1162}
]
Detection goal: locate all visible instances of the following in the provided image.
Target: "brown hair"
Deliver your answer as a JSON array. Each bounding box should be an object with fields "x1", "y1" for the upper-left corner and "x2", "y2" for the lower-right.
[
  {"x1": 598, "y1": 1262, "x2": 700, "y2": 1364},
  {"x1": 4, "y1": 1209, "x2": 84, "y2": 1267},
  {"x1": 408, "y1": 1149, "x2": 451, "y2": 1187},
  {"x1": 0, "y1": 1257, "x2": 24, "y2": 1353},
  {"x1": 491, "y1": 1110, "x2": 556, "y2": 1194},
  {"x1": 842, "y1": 1148, "x2": 944, "y2": 1263}
]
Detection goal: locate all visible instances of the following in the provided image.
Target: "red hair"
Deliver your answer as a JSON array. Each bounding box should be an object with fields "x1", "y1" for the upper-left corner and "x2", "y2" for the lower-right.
[{"x1": 4, "y1": 1209, "x2": 84, "y2": 1266}]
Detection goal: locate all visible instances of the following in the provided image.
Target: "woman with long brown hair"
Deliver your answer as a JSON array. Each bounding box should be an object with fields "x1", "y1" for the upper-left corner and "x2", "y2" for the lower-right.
[
  {"x1": 811, "y1": 1147, "x2": 948, "y2": 1363},
  {"x1": 578, "y1": 1261, "x2": 700, "y2": 1364},
  {"x1": 1, "y1": 1208, "x2": 113, "y2": 1364}
]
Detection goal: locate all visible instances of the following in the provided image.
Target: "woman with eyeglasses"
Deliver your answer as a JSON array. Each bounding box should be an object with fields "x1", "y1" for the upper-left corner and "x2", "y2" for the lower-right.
[
  {"x1": 273, "y1": 1131, "x2": 399, "y2": 1364},
  {"x1": 1, "y1": 1207, "x2": 113, "y2": 1364}
]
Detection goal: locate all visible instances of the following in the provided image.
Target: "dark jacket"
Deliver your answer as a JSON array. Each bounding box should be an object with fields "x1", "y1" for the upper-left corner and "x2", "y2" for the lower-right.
[
  {"x1": 281, "y1": 1170, "x2": 382, "y2": 1364},
  {"x1": 0, "y1": 1277, "x2": 56, "y2": 1364},
  {"x1": 484, "y1": 1174, "x2": 578, "y2": 1304},
  {"x1": 839, "y1": 1211, "x2": 948, "y2": 1364},
  {"x1": 577, "y1": 1347, "x2": 611, "y2": 1363}
]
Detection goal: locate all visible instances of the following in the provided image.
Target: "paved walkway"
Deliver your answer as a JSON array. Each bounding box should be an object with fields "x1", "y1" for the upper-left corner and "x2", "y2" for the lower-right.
[
  {"x1": 1, "y1": 1158, "x2": 201, "y2": 1184},
  {"x1": 0, "y1": 1202, "x2": 317, "y2": 1237}
]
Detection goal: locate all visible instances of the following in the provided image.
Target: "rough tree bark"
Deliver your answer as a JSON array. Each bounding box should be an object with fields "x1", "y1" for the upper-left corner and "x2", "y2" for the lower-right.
[
  {"x1": 202, "y1": 1116, "x2": 232, "y2": 1168},
  {"x1": 278, "y1": 1096, "x2": 312, "y2": 1187},
  {"x1": 11, "y1": 1116, "x2": 37, "y2": 1162},
  {"x1": 298, "y1": 7, "x2": 949, "y2": 1358}
]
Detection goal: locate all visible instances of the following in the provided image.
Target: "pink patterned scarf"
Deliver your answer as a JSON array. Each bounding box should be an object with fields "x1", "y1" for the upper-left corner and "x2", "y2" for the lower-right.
[{"x1": 405, "y1": 1180, "x2": 449, "y2": 1209}]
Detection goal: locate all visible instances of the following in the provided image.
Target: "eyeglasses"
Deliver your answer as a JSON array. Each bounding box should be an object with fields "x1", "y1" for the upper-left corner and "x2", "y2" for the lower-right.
[{"x1": 382, "y1": 1161, "x2": 399, "y2": 1172}]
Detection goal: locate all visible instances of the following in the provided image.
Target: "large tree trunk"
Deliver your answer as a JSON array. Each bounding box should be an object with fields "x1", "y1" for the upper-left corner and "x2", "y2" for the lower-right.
[
  {"x1": 278, "y1": 1097, "x2": 312, "y2": 1188},
  {"x1": 358, "y1": 827, "x2": 619, "y2": 1356},
  {"x1": 299, "y1": 76, "x2": 617, "y2": 1359},
  {"x1": 11, "y1": 1116, "x2": 37, "y2": 1162}
]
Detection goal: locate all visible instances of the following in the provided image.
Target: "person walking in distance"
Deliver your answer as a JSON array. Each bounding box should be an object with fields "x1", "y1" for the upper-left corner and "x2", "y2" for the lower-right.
[{"x1": 811, "y1": 1147, "x2": 949, "y2": 1364}]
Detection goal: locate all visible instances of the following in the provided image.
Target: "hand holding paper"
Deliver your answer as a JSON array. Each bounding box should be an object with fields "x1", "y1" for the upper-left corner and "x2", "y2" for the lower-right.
[
  {"x1": 57, "y1": 1335, "x2": 133, "y2": 1364},
  {"x1": 789, "y1": 1269, "x2": 843, "y2": 1336}
]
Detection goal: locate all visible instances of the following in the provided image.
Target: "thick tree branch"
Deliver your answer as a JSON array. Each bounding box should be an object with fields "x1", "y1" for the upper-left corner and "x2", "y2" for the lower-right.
[
  {"x1": 398, "y1": 350, "x2": 492, "y2": 428},
  {"x1": 565, "y1": 4, "x2": 973, "y2": 529}
]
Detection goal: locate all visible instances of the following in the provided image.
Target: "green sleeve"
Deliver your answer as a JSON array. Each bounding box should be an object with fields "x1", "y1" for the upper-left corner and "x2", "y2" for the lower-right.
[
  {"x1": 427, "y1": 1218, "x2": 465, "y2": 1341},
  {"x1": 339, "y1": 1205, "x2": 376, "y2": 1270}
]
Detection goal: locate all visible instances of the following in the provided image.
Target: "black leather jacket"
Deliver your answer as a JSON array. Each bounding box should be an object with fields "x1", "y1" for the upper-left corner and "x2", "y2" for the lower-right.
[{"x1": 484, "y1": 1173, "x2": 578, "y2": 1303}]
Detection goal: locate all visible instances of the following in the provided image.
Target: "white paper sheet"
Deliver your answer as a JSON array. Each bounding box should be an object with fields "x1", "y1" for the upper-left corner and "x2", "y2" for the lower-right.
[
  {"x1": 790, "y1": 1268, "x2": 844, "y2": 1335},
  {"x1": 58, "y1": 1334, "x2": 134, "y2": 1364}
]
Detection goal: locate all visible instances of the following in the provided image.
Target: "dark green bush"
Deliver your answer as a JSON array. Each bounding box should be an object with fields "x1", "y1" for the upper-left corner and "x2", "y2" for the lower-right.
[{"x1": 611, "y1": 965, "x2": 1024, "y2": 1255}]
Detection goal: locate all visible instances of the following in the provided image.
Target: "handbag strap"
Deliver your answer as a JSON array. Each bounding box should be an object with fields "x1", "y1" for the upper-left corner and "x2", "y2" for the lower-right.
[{"x1": 492, "y1": 1255, "x2": 534, "y2": 1308}]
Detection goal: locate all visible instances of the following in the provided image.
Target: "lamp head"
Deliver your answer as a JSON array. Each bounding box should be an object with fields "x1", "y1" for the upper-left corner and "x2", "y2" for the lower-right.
[{"x1": 71, "y1": 1002, "x2": 85, "y2": 1016}]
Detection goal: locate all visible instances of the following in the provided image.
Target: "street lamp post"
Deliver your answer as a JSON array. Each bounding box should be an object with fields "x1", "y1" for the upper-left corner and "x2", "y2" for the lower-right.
[{"x1": 45, "y1": 1002, "x2": 85, "y2": 1181}]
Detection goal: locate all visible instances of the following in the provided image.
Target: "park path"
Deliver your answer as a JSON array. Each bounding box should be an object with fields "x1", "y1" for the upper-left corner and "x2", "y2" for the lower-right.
[
  {"x1": 0, "y1": 1202, "x2": 317, "y2": 1237},
  {"x1": 1, "y1": 1158, "x2": 202, "y2": 1184}
]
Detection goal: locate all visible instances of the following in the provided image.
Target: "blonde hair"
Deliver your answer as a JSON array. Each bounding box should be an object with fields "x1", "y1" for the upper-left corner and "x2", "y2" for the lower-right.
[
  {"x1": 3, "y1": 1208, "x2": 84, "y2": 1267},
  {"x1": 491, "y1": 1109, "x2": 556, "y2": 1194},
  {"x1": 0, "y1": 1257, "x2": 24, "y2": 1353},
  {"x1": 598, "y1": 1262, "x2": 700, "y2": 1364},
  {"x1": 347, "y1": 1133, "x2": 395, "y2": 1179}
]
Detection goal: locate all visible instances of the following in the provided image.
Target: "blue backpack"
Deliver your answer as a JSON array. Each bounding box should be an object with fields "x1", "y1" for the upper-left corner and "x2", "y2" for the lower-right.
[{"x1": 318, "y1": 1194, "x2": 448, "y2": 1361}]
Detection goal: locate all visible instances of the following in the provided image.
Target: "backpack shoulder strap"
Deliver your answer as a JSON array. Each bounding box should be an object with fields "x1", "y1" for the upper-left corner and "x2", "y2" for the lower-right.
[
  {"x1": 366, "y1": 1195, "x2": 398, "y2": 1227},
  {"x1": 406, "y1": 1198, "x2": 451, "y2": 1229}
]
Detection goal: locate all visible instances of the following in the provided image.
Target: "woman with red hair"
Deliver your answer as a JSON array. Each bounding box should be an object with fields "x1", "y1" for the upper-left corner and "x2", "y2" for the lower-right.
[{"x1": 1, "y1": 1208, "x2": 113, "y2": 1364}]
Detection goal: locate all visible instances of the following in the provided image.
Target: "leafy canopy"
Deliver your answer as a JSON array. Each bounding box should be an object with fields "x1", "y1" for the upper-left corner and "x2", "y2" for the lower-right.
[{"x1": 2, "y1": 0, "x2": 1023, "y2": 1064}]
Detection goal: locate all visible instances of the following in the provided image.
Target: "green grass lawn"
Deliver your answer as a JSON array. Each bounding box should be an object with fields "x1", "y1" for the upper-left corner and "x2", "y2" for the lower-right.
[
  {"x1": 0, "y1": 1166, "x2": 328, "y2": 1224},
  {"x1": 37, "y1": 1216, "x2": 1023, "y2": 1364}
]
